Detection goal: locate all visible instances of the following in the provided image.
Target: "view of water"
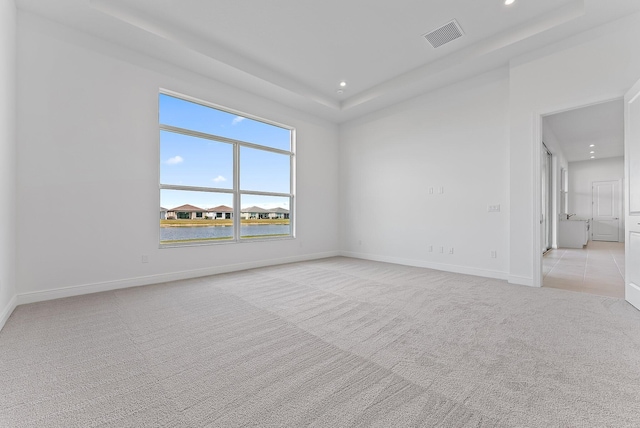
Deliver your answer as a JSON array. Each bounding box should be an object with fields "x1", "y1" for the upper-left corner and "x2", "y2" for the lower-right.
[{"x1": 161, "y1": 224, "x2": 290, "y2": 242}]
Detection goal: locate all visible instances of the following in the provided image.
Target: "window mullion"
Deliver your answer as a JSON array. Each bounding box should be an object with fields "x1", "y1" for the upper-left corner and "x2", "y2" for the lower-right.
[
  {"x1": 233, "y1": 142, "x2": 240, "y2": 241},
  {"x1": 160, "y1": 184, "x2": 234, "y2": 194}
]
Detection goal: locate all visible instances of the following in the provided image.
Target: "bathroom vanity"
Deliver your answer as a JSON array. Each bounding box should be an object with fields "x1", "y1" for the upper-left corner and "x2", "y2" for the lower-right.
[{"x1": 558, "y1": 219, "x2": 590, "y2": 248}]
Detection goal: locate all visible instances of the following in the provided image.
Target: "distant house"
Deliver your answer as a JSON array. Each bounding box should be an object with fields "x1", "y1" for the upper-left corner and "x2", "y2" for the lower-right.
[
  {"x1": 240, "y1": 206, "x2": 289, "y2": 220},
  {"x1": 207, "y1": 205, "x2": 233, "y2": 219},
  {"x1": 268, "y1": 207, "x2": 289, "y2": 219},
  {"x1": 241, "y1": 206, "x2": 269, "y2": 220},
  {"x1": 166, "y1": 204, "x2": 206, "y2": 220},
  {"x1": 160, "y1": 207, "x2": 168, "y2": 220}
]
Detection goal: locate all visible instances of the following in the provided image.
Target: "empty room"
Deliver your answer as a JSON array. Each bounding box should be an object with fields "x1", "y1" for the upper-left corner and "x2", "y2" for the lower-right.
[{"x1": 2, "y1": 0, "x2": 640, "y2": 426}]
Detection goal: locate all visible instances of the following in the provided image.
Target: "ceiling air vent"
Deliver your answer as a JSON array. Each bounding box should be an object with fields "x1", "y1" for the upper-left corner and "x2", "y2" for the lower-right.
[{"x1": 423, "y1": 19, "x2": 464, "y2": 48}]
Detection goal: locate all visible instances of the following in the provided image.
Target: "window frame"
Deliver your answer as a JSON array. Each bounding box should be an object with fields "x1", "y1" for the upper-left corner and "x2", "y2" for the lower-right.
[{"x1": 159, "y1": 89, "x2": 296, "y2": 247}]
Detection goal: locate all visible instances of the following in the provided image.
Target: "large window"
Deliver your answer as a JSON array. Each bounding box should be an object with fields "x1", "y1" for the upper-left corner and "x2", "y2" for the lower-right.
[{"x1": 159, "y1": 92, "x2": 294, "y2": 245}]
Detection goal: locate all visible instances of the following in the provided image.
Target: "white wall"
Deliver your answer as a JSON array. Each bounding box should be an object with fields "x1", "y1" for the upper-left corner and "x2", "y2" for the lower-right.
[
  {"x1": 16, "y1": 13, "x2": 340, "y2": 302},
  {"x1": 339, "y1": 12, "x2": 640, "y2": 286},
  {"x1": 0, "y1": 0, "x2": 17, "y2": 329},
  {"x1": 509, "y1": 13, "x2": 640, "y2": 286},
  {"x1": 339, "y1": 69, "x2": 510, "y2": 279},
  {"x1": 569, "y1": 156, "x2": 624, "y2": 240}
]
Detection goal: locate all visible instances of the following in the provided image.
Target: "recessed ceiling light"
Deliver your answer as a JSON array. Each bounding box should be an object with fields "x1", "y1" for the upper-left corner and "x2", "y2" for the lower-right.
[
  {"x1": 339, "y1": 81, "x2": 347, "y2": 87},
  {"x1": 590, "y1": 151, "x2": 595, "y2": 154},
  {"x1": 336, "y1": 89, "x2": 344, "y2": 95},
  {"x1": 591, "y1": 156, "x2": 595, "y2": 159},
  {"x1": 589, "y1": 144, "x2": 595, "y2": 147},
  {"x1": 505, "y1": 0, "x2": 515, "y2": 5}
]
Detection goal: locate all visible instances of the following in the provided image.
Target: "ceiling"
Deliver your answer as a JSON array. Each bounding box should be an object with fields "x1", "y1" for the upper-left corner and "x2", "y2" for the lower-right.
[
  {"x1": 15, "y1": 0, "x2": 640, "y2": 123},
  {"x1": 544, "y1": 100, "x2": 624, "y2": 163}
]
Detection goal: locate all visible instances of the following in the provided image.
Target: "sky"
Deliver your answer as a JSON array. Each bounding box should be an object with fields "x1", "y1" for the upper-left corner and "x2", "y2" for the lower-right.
[{"x1": 159, "y1": 94, "x2": 292, "y2": 210}]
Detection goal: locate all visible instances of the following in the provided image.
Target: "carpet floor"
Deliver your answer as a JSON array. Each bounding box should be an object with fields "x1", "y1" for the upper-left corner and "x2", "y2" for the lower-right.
[{"x1": 1, "y1": 257, "x2": 640, "y2": 427}]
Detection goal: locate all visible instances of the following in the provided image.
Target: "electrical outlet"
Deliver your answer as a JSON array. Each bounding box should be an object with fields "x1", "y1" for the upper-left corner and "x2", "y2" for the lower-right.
[
  {"x1": 427, "y1": 245, "x2": 433, "y2": 252},
  {"x1": 141, "y1": 255, "x2": 149, "y2": 263},
  {"x1": 428, "y1": 187, "x2": 434, "y2": 194},
  {"x1": 439, "y1": 246, "x2": 444, "y2": 253},
  {"x1": 488, "y1": 204, "x2": 501, "y2": 212},
  {"x1": 490, "y1": 250, "x2": 497, "y2": 258},
  {"x1": 438, "y1": 186, "x2": 444, "y2": 194},
  {"x1": 449, "y1": 247, "x2": 454, "y2": 254}
]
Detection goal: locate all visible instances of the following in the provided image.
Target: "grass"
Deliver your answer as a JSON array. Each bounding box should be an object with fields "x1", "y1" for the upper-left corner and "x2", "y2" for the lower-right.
[
  {"x1": 161, "y1": 237, "x2": 233, "y2": 244},
  {"x1": 161, "y1": 234, "x2": 289, "y2": 244},
  {"x1": 240, "y1": 234, "x2": 289, "y2": 239},
  {"x1": 161, "y1": 219, "x2": 289, "y2": 227}
]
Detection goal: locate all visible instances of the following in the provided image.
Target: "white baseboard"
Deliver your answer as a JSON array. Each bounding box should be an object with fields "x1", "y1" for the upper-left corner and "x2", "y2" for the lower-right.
[
  {"x1": 508, "y1": 275, "x2": 535, "y2": 287},
  {"x1": 0, "y1": 294, "x2": 17, "y2": 332},
  {"x1": 13, "y1": 249, "x2": 533, "y2": 308},
  {"x1": 340, "y1": 251, "x2": 509, "y2": 281},
  {"x1": 17, "y1": 251, "x2": 340, "y2": 305}
]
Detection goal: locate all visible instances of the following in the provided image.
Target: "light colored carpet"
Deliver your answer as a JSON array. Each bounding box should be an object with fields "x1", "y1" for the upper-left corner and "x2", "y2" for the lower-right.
[{"x1": 2, "y1": 257, "x2": 640, "y2": 427}]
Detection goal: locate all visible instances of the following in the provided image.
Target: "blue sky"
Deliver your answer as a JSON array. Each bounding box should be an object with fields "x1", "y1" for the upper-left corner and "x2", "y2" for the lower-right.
[
  {"x1": 159, "y1": 94, "x2": 290, "y2": 150},
  {"x1": 159, "y1": 94, "x2": 292, "y2": 210}
]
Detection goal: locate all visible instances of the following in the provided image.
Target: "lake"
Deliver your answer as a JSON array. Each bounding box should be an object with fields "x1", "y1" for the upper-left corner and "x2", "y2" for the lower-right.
[{"x1": 161, "y1": 224, "x2": 290, "y2": 242}]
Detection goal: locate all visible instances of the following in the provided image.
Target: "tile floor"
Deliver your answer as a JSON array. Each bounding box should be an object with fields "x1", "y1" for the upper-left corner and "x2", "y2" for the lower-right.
[{"x1": 543, "y1": 240, "x2": 625, "y2": 298}]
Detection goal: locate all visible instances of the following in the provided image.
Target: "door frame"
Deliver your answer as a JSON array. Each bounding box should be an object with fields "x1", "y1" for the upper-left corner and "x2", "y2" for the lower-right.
[
  {"x1": 542, "y1": 143, "x2": 553, "y2": 252},
  {"x1": 534, "y1": 96, "x2": 624, "y2": 287},
  {"x1": 624, "y1": 78, "x2": 640, "y2": 309}
]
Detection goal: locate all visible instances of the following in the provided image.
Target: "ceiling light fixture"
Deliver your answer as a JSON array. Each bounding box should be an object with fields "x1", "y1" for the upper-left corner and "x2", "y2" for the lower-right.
[
  {"x1": 589, "y1": 144, "x2": 595, "y2": 147},
  {"x1": 590, "y1": 151, "x2": 595, "y2": 154},
  {"x1": 339, "y1": 81, "x2": 347, "y2": 87},
  {"x1": 591, "y1": 156, "x2": 595, "y2": 159},
  {"x1": 505, "y1": 0, "x2": 515, "y2": 5}
]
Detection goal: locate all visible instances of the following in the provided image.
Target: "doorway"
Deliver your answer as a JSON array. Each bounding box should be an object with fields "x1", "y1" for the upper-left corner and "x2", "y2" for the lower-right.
[{"x1": 540, "y1": 99, "x2": 625, "y2": 298}]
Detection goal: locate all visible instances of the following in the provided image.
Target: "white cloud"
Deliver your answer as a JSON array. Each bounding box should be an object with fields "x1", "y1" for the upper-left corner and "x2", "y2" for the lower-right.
[
  {"x1": 232, "y1": 116, "x2": 245, "y2": 125},
  {"x1": 165, "y1": 155, "x2": 184, "y2": 165},
  {"x1": 212, "y1": 175, "x2": 227, "y2": 183}
]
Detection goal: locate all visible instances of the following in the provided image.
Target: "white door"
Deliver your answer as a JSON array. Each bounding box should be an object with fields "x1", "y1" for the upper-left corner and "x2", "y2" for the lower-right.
[
  {"x1": 592, "y1": 180, "x2": 621, "y2": 241},
  {"x1": 625, "y1": 78, "x2": 640, "y2": 310}
]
